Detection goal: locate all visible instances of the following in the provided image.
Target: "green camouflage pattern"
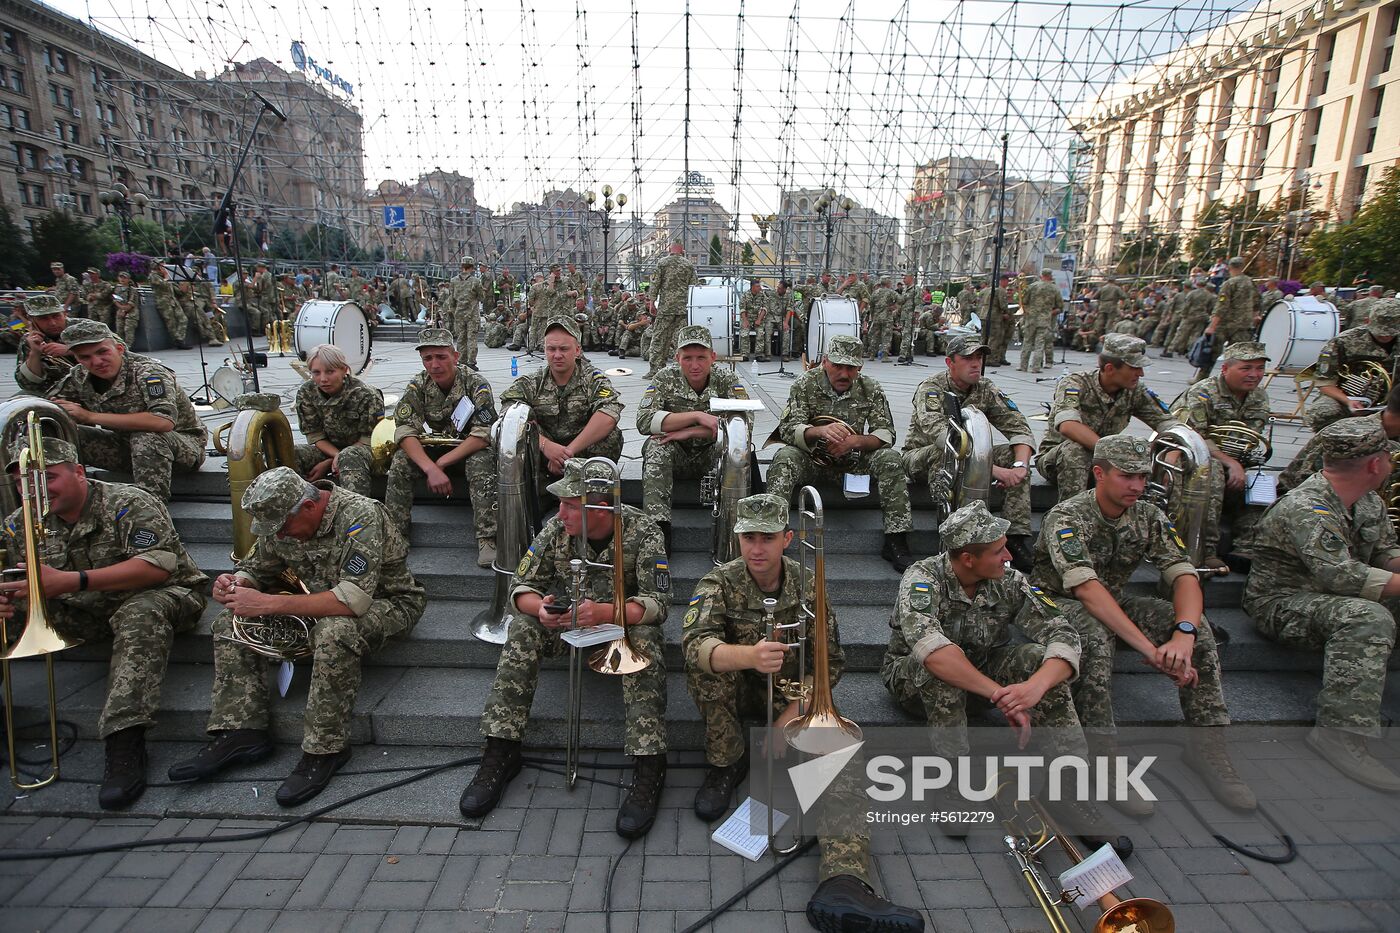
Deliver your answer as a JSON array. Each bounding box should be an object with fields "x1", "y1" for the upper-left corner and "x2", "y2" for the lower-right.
[
  {"x1": 646, "y1": 252, "x2": 697, "y2": 373},
  {"x1": 500, "y1": 358, "x2": 624, "y2": 460},
  {"x1": 1018, "y1": 279, "x2": 1062, "y2": 372},
  {"x1": 294, "y1": 374, "x2": 384, "y2": 497}
]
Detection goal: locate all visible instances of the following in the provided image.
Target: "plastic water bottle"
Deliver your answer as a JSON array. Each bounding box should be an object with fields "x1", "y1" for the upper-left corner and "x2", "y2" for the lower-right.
[
  {"x1": 749, "y1": 358, "x2": 758, "y2": 377},
  {"x1": 511, "y1": 356, "x2": 518, "y2": 377}
]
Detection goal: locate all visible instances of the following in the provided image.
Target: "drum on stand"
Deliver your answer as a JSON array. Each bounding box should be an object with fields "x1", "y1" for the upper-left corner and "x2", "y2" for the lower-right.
[
  {"x1": 686, "y1": 284, "x2": 736, "y2": 358},
  {"x1": 209, "y1": 365, "x2": 247, "y2": 410},
  {"x1": 806, "y1": 296, "x2": 861, "y2": 363},
  {"x1": 1258, "y1": 296, "x2": 1338, "y2": 372},
  {"x1": 293, "y1": 300, "x2": 373, "y2": 373}
]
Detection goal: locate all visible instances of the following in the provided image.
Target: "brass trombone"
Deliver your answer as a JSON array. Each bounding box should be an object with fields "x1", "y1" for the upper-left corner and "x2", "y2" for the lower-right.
[
  {"x1": 562, "y1": 457, "x2": 653, "y2": 788},
  {"x1": 1, "y1": 410, "x2": 84, "y2": 789},
  {"x1": 1002, "y1": 793, "x2": 1174, "y2": 933}
]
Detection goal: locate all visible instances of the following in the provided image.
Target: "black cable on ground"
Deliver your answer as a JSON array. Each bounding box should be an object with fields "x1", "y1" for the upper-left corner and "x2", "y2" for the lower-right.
[
  {"x1": 678, "y1": 838, "x2": 818, "y2": 933},
  {"x1": 603, "y1": 836, "x2": 634, "y2": 933}
]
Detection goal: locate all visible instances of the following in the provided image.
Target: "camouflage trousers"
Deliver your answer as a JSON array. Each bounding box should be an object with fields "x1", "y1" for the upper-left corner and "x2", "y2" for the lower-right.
[
  {"x1": 49, "y1": 586, "x2": 205, "y2": 738},
  {"x1": 1018, "y1": 319, "x2": 1054, "y2": 372},
  {"x1": 882, "y1": 642, "x2": 1088, "y2": 759},
  {"x1": 616, "y1": 327, "x2": 645, "y2": 358},
  {"x1": 897, "y1": 308, "x2": 920, "y2": 358},
  {"x1": 182, "y1": 302, "x2": 216, "y2": 344},
  {"x1": 740, "y1": 320, "x2": 778, "y2": 359},
  {"x1": 295, "y1": 442, "x2": 374, "y2": 498},
  {"x1": 509, "y1": 321, "x2": 528, "y2": 348},
  {"x1": 641, "y1": 438, "x2": 714, "y2": 525},
  {"x1": 87, "y1": 302, "x2": 115, "y2": 330},
  {"x1": 206, "y1": 595, "x2": 424, "y2": 754},
  {"x1": 1055, "y1": 594, "x2": 1230, "y2": 734},
  {"x1": 1192, "y1": 459, "x2": 1263, "y2": 557},
  {"x1": 687, "y1": 665, "x2": 870, "y2": 884},
  {"x1": 77, "y1": 425, "x2": 206, "y2": 500},
  {"x1": 115, "y1": 307, "x2": 140, "y2": 348},
  {"x1": 1036, "y1": 440, "x2": 1094, "y2": 502},
  {"x1": 480, "y1": 612, "x2": 668, "y2": 755},
  {"x1": 766, "y1": 445, "x2": 912, "y2": 534},
  {"x1": 987, "y1": 313, "x2": 1012, "y2": 363},
  {"x1": 451, "y1": 309, "x2": 481, "y2": 369},
  {"x1": 384, "y1": 446, "x2": 497, "y2": 542},
  {"x1": 903, "y1": 442, "x2": 1031, "y2": 536},
  {"x1": 1149, "y1": 315, "x2": 1173, "y2": 346},
  {"x1": 1167, "y1": 314, "x2": 1208, "y2": 354},
  {"x1": 1305, "y1": 395, "x2": 1354, "y2": 433},
  {"x1": 155, "y1": 297, "x2": 186, "y2": 344},
  {"x1": 1248, "y1": 593, "x2": 1398, "y2": 737},
  {"x1": 647, "y1": 312, "x2": 686, "y2": 375},
  {"x1": 864, "y1": 313, "x2": 894, "y2": 360},
  {"x1": 483, "y1": 323, "x2": 508, "y2": 348}
]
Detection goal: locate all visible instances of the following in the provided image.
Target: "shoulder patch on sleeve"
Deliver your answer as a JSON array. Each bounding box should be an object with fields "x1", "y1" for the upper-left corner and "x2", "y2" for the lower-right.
[
  {"x1": 999, "y1": 390, "x2": 1019, "y2": 411},
  {"x1": 597, "y1": 386, "x2": 613, "y2": 398},
  {"x1": 342, "y1": 551, "x2": 369, "y2": 576},
  {"x1": 1027, "y1": 584, "x2": 1057, "y2": 609},
  {"x1": 143, "y1": 375, "x2": 166, "y2": 398},
  {"x1": 652, "y1": 555, "x2": 670, "y2": 592},
  {"x1": 1055, "y1": 526, "x2": 1086, "y2": 560},
  {"x1": 516, "y1": 543, "x2": 536, "y2": 577},
  {"x1": 1165, "y1": 520, "x2": 1187, "y2": 550},
  {"x1": 115, "y1": 506, "x2": 130, "y2": 521},
  {"x1": 394, "y1": 402, "x2": 413, "y2": 420},
  {"x1": 128, "y1": 527, "x2": 158, "y2": 549},
  {"x1": 1146, "y1": 388, "x2": 1170, "y2": 412},
  {"x1": 908, "y1": 579, "x2": 932, "y2": 611},
  {"x1": 732, "y1": 383, "x2": 749, "y2": 399},
  {"x1": 345, "y1": 522, "x2": 365, "y2": 538}
]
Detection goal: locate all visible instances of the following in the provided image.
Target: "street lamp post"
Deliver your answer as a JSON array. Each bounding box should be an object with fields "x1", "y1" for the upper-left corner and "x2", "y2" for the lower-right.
[
  {"x1": 98, "y1": 183, "x2": 149, "y2": 252},
  {"x1": 585, "y1": 185, "x2": 627, "y2": 288},
  {"x1": 814, "y1": 189, "x2": 853, "y2": 274}
]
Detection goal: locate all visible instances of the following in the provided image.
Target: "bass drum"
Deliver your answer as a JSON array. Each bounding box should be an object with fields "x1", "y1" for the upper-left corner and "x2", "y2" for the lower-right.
[
  {"x1": 210, "y1": 364, "x2": 247, "y2": 409},
  {"x1": 686, "y1": 284, "x2": 736, "y2": 358},
  {"x1": 1258, "y1": 295, "x2": 1338, "y2": 371},
  {"x1": 293, "y1": 300, "x2": 372, "y2": 373},
  {"x1": 806, "y1": 296, "x2": 861, "y2": 363}
]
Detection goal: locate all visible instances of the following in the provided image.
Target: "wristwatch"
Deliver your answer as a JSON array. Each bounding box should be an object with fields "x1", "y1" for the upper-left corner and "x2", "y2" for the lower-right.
[
  {"x1": 1012, "y1": 460, "x2": 1027, "y2": 469},
  {"x1": 1174, "y1": 621, "x2": 1198, "y2": 638}
]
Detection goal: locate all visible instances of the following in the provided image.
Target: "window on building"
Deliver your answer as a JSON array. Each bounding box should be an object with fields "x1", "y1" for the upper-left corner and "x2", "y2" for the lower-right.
[
  {"x1": 2, "y1": 30, "x2": 18, "y2": 55},
  {"x1": 18, "y1": 183, "x2": 29, "y2": 206},
  {"x1": 30, "y1": 184, "x2": 44, "y2": 207},
  {"x1": 1382, "y1": 7, "x2": 1399, "y2": 73},
  {"x1": 43, "y1": 46, "x2": 70, "y2": 75},
  {"x1": 48, "y1": 84, "x2": 73, "y2": 109},
  {"x1": 13, "y1": 105, "x2": 29, "y2": 130},
  {"x1": 1317, "y1": 32, "x2": 1336, "y2": 95},
  {"x1": 79, "y1": 193, "x2": 92, "y2": 214},
  {"x1": 1366, "y1": 87, "x2": 1384, "y2": 153},
  {"x1": 1306, "y1": 107, "x2": 1323, "y2": 166},
  {"x1": 7, "y1": 67, "x2": 24, "y2": 94}
]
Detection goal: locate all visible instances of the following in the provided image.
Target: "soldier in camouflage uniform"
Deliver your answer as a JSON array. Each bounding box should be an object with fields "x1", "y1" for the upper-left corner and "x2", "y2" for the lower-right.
[
  {"x1": 0, "y1": 437, "x2": 207, "y2": 810},
  {"x1": 1201, "y1": 257, "x2": 1262, "y2": 376},
  {"x1": 507, "y1": 300, "x2": 530, "y2": 351},
  {"x1": 903, "y1": 333, "x2": 1036, "y2": 568},
  {"x1": 445, "y1": 256, "x2": 488, "y2": 368},
  {"x1": 614, "y1": 293, "x2": 650, "y2": 359},
  {"x1": 1243, "y1": 419, "x2": 1400, "y2": 791},
  {"x1": 767, "y1": 334, "x2": 913, "y2": 571},
  {"x1": 194, "y1": 264, "x2": 225, "y2": 344},
  {"x1": 1281, "y1": 388, "x2": 1400, "y2": 492},
  {"x1": 646, "y1": 243, "x2": 697, "y2": 377},
  {"x1": 983, "y1": 274, "x2": 1014, "y2": 366},
  {"x1": 1345, "y1": 285, "x2": 1385, "y2": 330},
  {"x1": 385, "y1": 328, "x2": 498, "y2": 567},
  {"x1": 589, "y1": 297, "x2": 616, "y2": 352},
  {"x1": 51, "y1": 320, "x2": 206, "y2": 499},
  {"x1": 111, "y1": 271, "x2": 140, "y2": 347},
  {"x1": 894, "y1": 274, "x2": 920, "y2": 362},
  {"x1": 1171, "y1": 342, "x2": 1273, "y2": 567},
  {"x1": 1093, "y1": 278, "x2": 1126, "y2": 341},
  {"x1": 170, "y1": 468, "x2": 424, "y2": 805},
  {"x1": 1306, "y1": 299, "x2": 1400, "y2": 431},
  {"x1": 738, "y1": 281, "x2": 769, "y2": 361},
  {"x1": 176, "y1": 275, "x2": 219, "y2": 346},
  {"x1": 483, "y1": 303, "x2": 510, "y2": 348},
  {"x1": 502, "y1": 318, "x2": 624, "y2": 480},
  {"x1": 863, "y1": 276, "x2": 897, "y2": 360},
  {"x1": 1150, "y1": 283, "x2": 1181, "y2": 349},
  {"x1": 460, "y1": 458, "x2": 671, "y2": 838},
  {"x1": 684, "y1": 493, "x2": 925, "y2": 933},
  {"x1": 526, "y1": 271, "x2": 554, "y2": 351},
  {"x1": 1166, "y1": 280, "x2": 1216, "y2": 357},
  {"x1": 1018, "y1": 270, "x2": 1062, "y2": 373},
  {"x1": 1031, "y1": 434, "x2": 1255, "y2": 812},
  {"x1": 1036, "y1": 334, "x2": 1181, "y2": 502},
  {"x1": 82, "y1": 268, "x2": 115, "y2": 329},
  {"x1": 254, "y1": 261, "x2": 281, "y2": 335},
  {"x1": 49, "y1": 262, "x2": 80, "y2": 315},
  {"x1": 148, "y1": 263, "x2": 190, "y2": 348},
  {"x1": 1259, "y1": 278, "x2": 1285, "y2": 316},
  {"x1": 293, "y1": 343, "x2": 384, "y2": 497},
  {"x1": 14, "y1": 294, "x2": 73, "y2": 397},
  {"x1": 638, "y1": 326, "x2": 751, "y2": 550}
]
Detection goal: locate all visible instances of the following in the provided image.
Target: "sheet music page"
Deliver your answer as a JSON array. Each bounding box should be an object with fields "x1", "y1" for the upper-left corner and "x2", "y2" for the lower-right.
[
  {"x1": 451, "y1": 396, "x2": 476, "y2": 433},
  {"x1": 844, "y1": 473, "x2": 871, "y2": 498},
  {"x1": 560, "y1": 623, "x2": 626, "y2": 648},
  {"x1": 1245, "y1": 469, "x2": 1278, "y2": 506},
  {"x1": 1059, "y1": 843, "x2": 1134, "y2": 910},
  {"x1": 712, "y1": 797, "x2": 789, "y2": 861}
]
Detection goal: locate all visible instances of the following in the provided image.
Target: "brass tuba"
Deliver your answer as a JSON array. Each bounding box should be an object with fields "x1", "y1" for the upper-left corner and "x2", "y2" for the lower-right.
[
  {"x1": 471, "y1": 402, "x2": 539, "y2": 644},
  {"x1": 699, "y1": 409, "x2": 753, "y2": 566},
  {"x1": 1144, "y1": 426, "x2": 1222, "y2": 575},
  {"x1": 221, "y1": 394, "x2": 298, "y2": 560},
  {"x1": 1337, "y1": 359, "x2": 1392, "y2": 408}
]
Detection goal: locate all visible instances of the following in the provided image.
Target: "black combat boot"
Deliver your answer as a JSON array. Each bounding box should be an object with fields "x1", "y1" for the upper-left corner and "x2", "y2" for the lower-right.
[
  {"x1": 616, "y1": 753, "x2": 667, "y2": 839},
  {"x1": 168, "y1": 728, "x2": 275, "y2": 782},
  {"x1": 276, "y1": 747, "x2": 352, "y2": 807},
  {"x1": 99, "y1": 726, "x2": 147, "y2": 811},
  {"x1": 881, "y1": 532, "x2": 914, "y2": 573},
  {"x1": 806, "y1": 875, "x2": 925, "y2": 933},
  {"x1": 693, "y1": 756, "x2": 748, "y2": 822},
  {"x1": 459, "y1": 737, "x2": 523, "y2": 819}
]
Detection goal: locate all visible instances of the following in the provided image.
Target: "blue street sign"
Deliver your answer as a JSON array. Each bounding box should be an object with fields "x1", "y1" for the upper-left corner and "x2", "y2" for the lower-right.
[
  {"x1": 383, "y1": 206, "x2": 406, "y2": 230},
  {"x1": 1043, "y1": 217, "x2": 1059, "y2": 239}
]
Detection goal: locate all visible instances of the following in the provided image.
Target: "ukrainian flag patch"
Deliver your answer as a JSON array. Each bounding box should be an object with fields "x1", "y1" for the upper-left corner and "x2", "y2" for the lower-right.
[
  {"x1": 346, "y1": 523, "x2": 365, "y2": 537},
  {"x1": 115, "y1": 506, "x2": 130, "y2": 521}
]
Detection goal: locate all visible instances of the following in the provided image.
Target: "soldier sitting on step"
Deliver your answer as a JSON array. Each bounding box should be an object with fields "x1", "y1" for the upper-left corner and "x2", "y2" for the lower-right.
[{"x1": 293, "y1": 343, "x2": 384, "y2": 497}]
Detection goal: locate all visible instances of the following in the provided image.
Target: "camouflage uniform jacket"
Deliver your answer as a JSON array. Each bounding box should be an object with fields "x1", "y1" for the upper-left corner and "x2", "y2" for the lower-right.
[
  {"x1": 448, "y1": 272, "x2": 487, "y2": 319},
  {"x1": 51, "y1": 354, "x2": 207, "y2": 447},
  {"x1": 846, "y1": 281, "x2": 872, "y2": 310},
  {"x1": 512, "y1": 504, "x2": 669, "y2": 626},
  {"x1": 14, "y1": 344, "x2": 73, "y2": 397},
  {"x1": 3, "y1": 479, "x2": 207, "y2": 615},
  {"x1": 636, "y1": 364, "x2": 751, "y2": 450},
  {"x1": 1245, "y1": 471, "x2": 1400, "y2": 606},
  {"x1": 234, "y1": 485, "x2": 423, "y2": 616},
  {"x1": 684, "y1": 554, "x2": 843, "y2": 687},
  {"x1": 1095, "y1": 284, "x2": 1125, "y2": 316},
  {"x1": 1036, "y1": 369, "x2": 1179, "y2": 458},
  {"x1": 652, "y1": 253, "x2": 696, "y2": 315},
  {"x1": 1031, "y1": 489, "x2": 1196, "y2": 599},
  {"x1": 777, "y1": 367, "x2": 897, "y2": 451},
  {"x1": 393, "y1": 364, "x2": 496, "y2": 445},
  {"x1": 1172, "y1": 375, "x2": 1270, "y2": 436},
  {"x1": 50, "y1": 274, "x2": 80, "y2": 307},
  {"x1": 83, "y1": 280, "x2": 114, "y2": 313},
  {"x1": 148, "y1": 274, "x2": 176, "y2": 308},
  {"x1": 903, "y1": 371, "x2": 1034, "y2": 454},
  {"x1": 739, "y1": 292, "x2": 767, "y2": 327},
  {"x1": 868, "y1": 286, "x2": 897, "y2": 317},
  {"x1": 500, "y1": 358, "x2": 623, "y2": 447},
  {"x1": 111, "y1": 283, "x2": 137, "y2": 313},
  {"x1": 1216, "y1": 273, "x2": 1261, "y2": 329},
  {"x1": 1181, "y1": 286, "x2": 1215, "y2": 319},
  {"x1": 1021, "y1": 280, "x2": 1063, "y2": 323},
  {"x1": 888, "y1": 553, "x2": 1079, "y2": 677},
  {"x1": 1278, "y1": 412, "x2": 1400, "y2": 491},
  {"x1": 1313, "y1": 326, "x2": 1397, "y2": 388},
  {"x1": 295, "y1": 374, "x2": 384, "y2": 449},
  {"x1": 1260, "y1": 289, "x2": 1284, "y2": 311}
]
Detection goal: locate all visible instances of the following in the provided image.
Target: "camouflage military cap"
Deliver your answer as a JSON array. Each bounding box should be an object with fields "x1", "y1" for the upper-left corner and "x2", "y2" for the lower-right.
[
  {"x1": 1317, "y1": 418, "x2": 1389, "y2": 463},
  {"x1": 49, "y1": 262, "x2": 64, "y2": 269},
  {"x1": 1220, "y1": 341, "x2": 1270, "y2": 362},
  {"x1": 675, "y1": 324, "x2": 712, "y2": 350},
  {"x1": 733, "y1": 493, "x2": 789, "y2": 534},
  {"x1": 460, "y1": 255, "x2": 476, "y2": 267},
  {"x1": 944, "y1": 332, "x2": 989, "y2": 358},
  {"x1": 414, "y1": 326, "x2": 457, "y2": 351},
  {"x1": 825, "y1": 334, "x2": 864, "y2": 367},
  {"x1": 1228, "y1": 256, "x2": 1245, "y2": 267},
  {"x1": 241, "y1": 466, "x2": 317, "y2": 537},
  {"x1": 234, "y1": 393, "x2": 282, "y2": 412},
  {"x1": 544, "y1": 317, "x2": 582, "y2": 344},
  {"x1": 5, "y1": 435, "x2": 78, "y2": 471},
  {"x1": 545, "y1": 457, "x2": 618, "y2": 499},
  {"x1": 60, "y1": 318, "x2": 119, "y2": 347},
  {"x1": 1094, "y1": 433, "x2": 1152, "y2": 474},
  {"x1": 940, "y1": 500, "x2": 1009, "y2": 551},
  {"x1": 1366, "y1": 298, "x2": 1400, "y2": 338},
  {"x1": 23, "y1": 294, "x2": 63, "y2": 317},
  {"x1": 1100, "y1": 333, "x2": 1148, "y2": 368}
]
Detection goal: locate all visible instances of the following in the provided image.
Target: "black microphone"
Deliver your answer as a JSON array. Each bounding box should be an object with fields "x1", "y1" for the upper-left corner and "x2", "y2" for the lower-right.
[{"x1": 252, "y1": 90, "x2": 287, "y2": 122}]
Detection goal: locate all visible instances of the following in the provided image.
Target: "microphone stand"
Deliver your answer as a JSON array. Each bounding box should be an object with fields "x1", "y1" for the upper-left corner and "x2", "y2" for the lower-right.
[{"x1": 173, "y1": 265, "x2": 217, "y2": 406}]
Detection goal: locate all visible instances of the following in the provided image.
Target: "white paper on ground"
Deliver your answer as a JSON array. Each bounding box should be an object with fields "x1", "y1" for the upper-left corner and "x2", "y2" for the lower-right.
[
  {"x1": 843, "y1": 473, "x2": 871, "y2": 498},
  {"x1": 560, "y1": 623, "x2": 626, "y2": 648},
  {"x1": 1060, "y1": 843, "x2": 1134, "y2": 910},
  {"x1": 712, "y1": 796, "x2": 790, "y2": 861}
]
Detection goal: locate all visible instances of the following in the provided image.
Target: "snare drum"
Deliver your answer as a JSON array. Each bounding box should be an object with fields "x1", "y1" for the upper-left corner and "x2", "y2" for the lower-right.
[
  {"x1": 806, "y1": 297, "x2": 861, "y2": 363},
  {"x1": 1258, "y1": 296, "x2": 1338, "y2": 371},
  {"x1": 293, "y1": 300, "x2": 372, "y2": 373},
  {"x1": 209, "y1": 364, "x2": 247, "y2": 409},
  {"x1": 686, "y1": 284, "x2": 736, "y2": 357}
]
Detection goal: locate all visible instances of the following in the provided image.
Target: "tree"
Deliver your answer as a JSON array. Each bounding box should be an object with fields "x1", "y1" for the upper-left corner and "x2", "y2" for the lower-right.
[
  {"x1": 0, "y1": 206, "x2": 37, "y2": 288},
  {"x1": 92, "y1": 215, "x2": 169, "y2": 256},
  {"x1": 1186, "y1": 194, "x2": 1287, "y2": 276},
  {"x1": 708, "y1": 234, "x2": 723, "y2": 266},
  {"x1": 740, "y1": 241, "x2": 755, "y2": 269},
  {"x1": 27, "y1": 211, "x2": 102, "y2": 283},
  {"x1": 1113, "y1": 229, "x2": 1182, "y2": 278},
  {"x1": 1306, "y1": 165, "x2": 1400, "y2": 287}
]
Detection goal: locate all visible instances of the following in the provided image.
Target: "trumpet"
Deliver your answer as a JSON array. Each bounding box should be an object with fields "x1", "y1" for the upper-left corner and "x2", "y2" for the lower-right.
[
  {"x1": 217, "y1": 570, "x2": 317, "y2": 660},
  {"x1": 1002, "y1": 793, "x2": 1174, "y2": 933}
]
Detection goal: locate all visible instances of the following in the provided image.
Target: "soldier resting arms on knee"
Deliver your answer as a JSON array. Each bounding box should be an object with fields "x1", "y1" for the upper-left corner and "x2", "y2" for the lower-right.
[{"x1": 293, "y1": 343, "x2": 384, "y2": 497}]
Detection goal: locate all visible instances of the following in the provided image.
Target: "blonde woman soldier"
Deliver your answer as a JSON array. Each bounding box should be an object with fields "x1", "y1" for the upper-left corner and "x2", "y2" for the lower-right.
[{"x1": 294, "y1": 344, "x2": 385, "y2": 496}]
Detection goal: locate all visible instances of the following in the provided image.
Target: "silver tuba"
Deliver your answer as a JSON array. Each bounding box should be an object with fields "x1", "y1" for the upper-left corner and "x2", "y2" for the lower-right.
[
  {"x1": 699, "y1": 410, "x2": 753, "y2": 566},
  {"x1": 931, "y1": 392, "x2": 994, "y2": 527},
  {"x1": 472, "y1": 402, "x2": 540, "y2": 644},
  {"x1": 1144, "y1": 425, "x2": 1219, "y2": 574}
]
